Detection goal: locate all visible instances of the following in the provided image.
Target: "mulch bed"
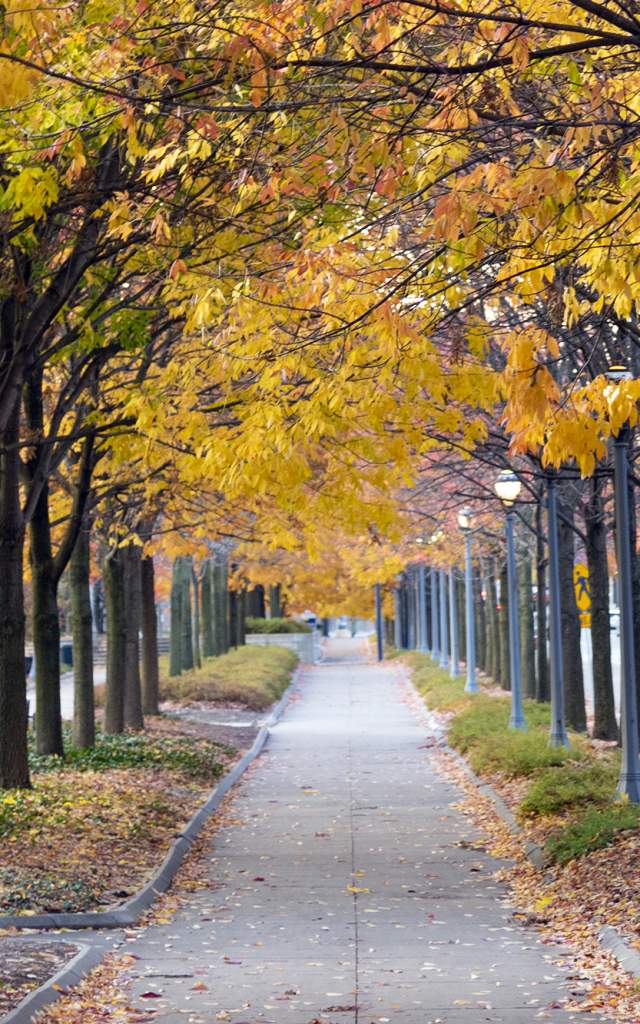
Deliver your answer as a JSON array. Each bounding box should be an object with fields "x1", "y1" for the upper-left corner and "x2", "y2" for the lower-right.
[{"x1": 0, "y1": 939, "x2": 77, "y2": 1017}]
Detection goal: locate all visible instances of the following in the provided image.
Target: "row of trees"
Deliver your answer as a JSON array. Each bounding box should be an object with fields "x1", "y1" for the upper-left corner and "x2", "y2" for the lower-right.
[{"x1": 5, "y1": 0, "x2": 640, "y2": 787}]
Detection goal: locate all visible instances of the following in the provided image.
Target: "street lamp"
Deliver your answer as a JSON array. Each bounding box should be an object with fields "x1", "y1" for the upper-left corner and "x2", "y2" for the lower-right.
[
  {"x1": 494, "y1": 470, "x2": 527, "y2": 730},
  {"x1": 458, "y1": 506, "x2": 477, "y2": 693},
  {"x1": 605, "y1": 363, "x2": 640, "y2": 801}
]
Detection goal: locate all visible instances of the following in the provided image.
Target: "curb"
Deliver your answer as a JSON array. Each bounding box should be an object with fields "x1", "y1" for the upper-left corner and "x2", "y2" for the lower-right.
[
  {"x1": 398, "y1": 663, "x2": 640, "y2": 977},
  {"x1": 0, "y1": 666, "x2": 301, "y2": 933},
  {"x1": 1, "y1": 942, "x2": 104, "y2": 1024}
]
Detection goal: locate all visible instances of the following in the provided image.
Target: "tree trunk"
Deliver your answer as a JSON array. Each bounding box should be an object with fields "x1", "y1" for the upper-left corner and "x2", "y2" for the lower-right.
[
  {"x1": 487, "y1": 560, "x2": 501, "y2": 684},
  {"x1": 558, "y1": 499, "x2": 587, "y2": 732},
  {"x1": 535, "y1": 498, "x2": 550, "y2": 702},
  {"x1": 475, "y1": 566, "x2": 487, "y2": 672},
  {"x1": 519, "y1": 547, "x2": 536, "y2": 699},
  {"x1": 201, "y1": 560, "x2": 215, "y2": 657},
  {"x1": 30, "y1": 479, "x2": 64, "y2": 756},
  {"x1": 0, "y1": 392, "x2": 30, "y2": 788},
  {"x1": 103, "y1": 547, "x2": 126, "y2": 734},
  {"x1": 214, "y1": 557, "x2": 229, "y2": 654},
  {"x1": 123, "y1": 543, "x2": 144, "y2": 730},
  {"x1": 269, "y1": 584, "x2": 282, "y2": 618},
  {"x1": 181, "y1": 556, "x2": 194, "y2": 671},
  {"x1": 192, "y1": 564, "x2": 202, "y2": 668},
  {"x1": 247, "y1": 586, "x2": 266, "y2": 618},
  {"x1": 585, "y1": 476, "x2": 618, "y2": 740},
  {"x1": 499, "y1": 561, "x2": 510, "y2": 689},
  {"x1": 169, "y1": 557, "x2": 183, "y2": 677},
  {"x1": 237, "y1": 589, "x2": 246, "y2": 645},
  {"x1": 141, "y1": 553, "x2": 160, "y2": 715},
  {"x1": 70, "y1": 522, "x2": 95, "y2": 748},
  {"x1": 229, "y1": 588, "x2": 238, "y2": 647},
  {"x1": 457, "y1": 573, "x2": 466, "y2": 662},
  {"x1": 629, "y1": 466, "x2": 640, "y2": 730}
]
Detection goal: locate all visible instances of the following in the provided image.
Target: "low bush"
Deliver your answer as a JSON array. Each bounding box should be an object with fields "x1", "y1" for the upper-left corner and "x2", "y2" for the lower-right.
[
  {"x1": 29, "y1": 730, "x2": 230, "y2": 781},
  {"x1": 407, "y1": 652, "x2": 633, "y2": 863},
  {"x1": 159, "y1": 645, "x2": 298, "y2": 709},
  {"x1": 545, "y1": 804, "x2": 640, "y2": 864},
  {"x1": 519, "y1": 762, "x2": 619, "y2": 819},
  {"x1": 95, "y1": 645, "x2": 298, "y2": 712},
  {"x1": 246, "y1": 617, "x2": 312, "y2": 634},
  {"x1": 407, "y1": 654, "x2": 471, "y2": 713},
  {"x1": 467, "y1": 729, "x2": 575, "y2": 777}
]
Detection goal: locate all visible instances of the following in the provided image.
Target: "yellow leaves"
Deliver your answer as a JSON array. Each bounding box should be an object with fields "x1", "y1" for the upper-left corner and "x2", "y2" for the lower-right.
[
  {"x1": 144, "y1": 144, "x2": 183, "y2": 183},
  {"x1": 1, "y1": 165, "x2": 59, "y2": 223},
  {"x1": 150, "y1": 211, "x2": 171, "y2": 242},
  {"x1": 105, "y1": 194, "x2": 135, "y2": 241}
]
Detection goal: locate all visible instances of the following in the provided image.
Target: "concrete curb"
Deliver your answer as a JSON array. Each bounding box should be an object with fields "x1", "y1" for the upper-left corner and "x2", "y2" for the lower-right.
[
  {"x1": 0, "y1": 666, "x2": 301, "y2": 933},
  {"x1": 398, "y1": 663, "x2": 640, "y2": 977},
  {"x1": 1, "y1": 942, "x2": 103, "y2": 1024}
]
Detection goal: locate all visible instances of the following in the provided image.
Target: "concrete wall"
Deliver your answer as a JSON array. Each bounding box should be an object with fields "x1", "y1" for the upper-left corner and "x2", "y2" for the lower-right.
[{"x1": 245, "y1": 631, "x2": 316, "y2": 663}]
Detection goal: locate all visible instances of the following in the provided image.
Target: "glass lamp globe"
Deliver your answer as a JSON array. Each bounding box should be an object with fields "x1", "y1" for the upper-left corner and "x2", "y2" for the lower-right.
[
  {"x1": 457, "y1": 507, "x2": 473, "y2": 531},
  {"x1": 494, "y1": 470, "x2": 522, "y2": 505}
]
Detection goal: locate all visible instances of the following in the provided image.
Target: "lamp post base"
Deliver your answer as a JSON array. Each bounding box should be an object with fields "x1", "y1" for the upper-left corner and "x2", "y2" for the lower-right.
[
  {"x1": 618, "y1": 769, "x2": 640, "y2": 803},
  {"x1": 509, "y1": 712, "x2": 527, "y2": 732},
  {"x1": 549, "y1": 726, "x2": 569, "y2": 748}
]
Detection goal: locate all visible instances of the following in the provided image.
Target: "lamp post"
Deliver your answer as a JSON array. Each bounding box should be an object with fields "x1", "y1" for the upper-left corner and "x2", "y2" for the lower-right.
[
  {"x1": 449, "y1": 567, "x2": 460, "y2": 677},
  {"x1": 439, "y1": 569, "x2": 449, "y2": 669},
  {"x1": 374, "y1": 583, "x2": 384, "y2": 662},
  {"x1": 458, "y1": 507, "x2": 477, "y2": 693},
  {"x1": 546, "y1": 471, "x2": 569, "y2": 747},
  {"x1": 494, "y1": 470, "x2": 526, "y2": 731},
  {"x1": 606, "y1": 364, "x2": 640, "y2": 801},
  {"x1": 430, "y1": 567, "x2": 439, "y2": 660}
]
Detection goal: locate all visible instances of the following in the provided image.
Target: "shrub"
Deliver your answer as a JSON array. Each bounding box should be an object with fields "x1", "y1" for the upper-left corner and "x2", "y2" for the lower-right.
[
  {"x1": 519, "y1": 763, "x2": 619, "y2": 819},
  {"x1": 545, "y1": 804, "x2": 640, "y2": 864},
  {"x1": 28, "y1": 731, "x2": 229, "y2": 781},
  {"x1": 246, "y1": 617, "x2": 312, "y2": 634},
  {"x1": 159, "y1": 645, "x2": 298, "y2": 709},
  {"x1": 467, "y1": 730, "x2": 575, "y2": 777},
  {"x1": 95, "y1": 646, "x2": 298, "y2": 712},
  {"x1": 407, "y1": 655, "x2": 470, "y2": 713}
]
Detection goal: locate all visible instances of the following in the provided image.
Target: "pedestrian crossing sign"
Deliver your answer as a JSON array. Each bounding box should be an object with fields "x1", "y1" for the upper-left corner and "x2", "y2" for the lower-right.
[{"x1": 573, "y1": 563, "x2": 591, "y2": 612}]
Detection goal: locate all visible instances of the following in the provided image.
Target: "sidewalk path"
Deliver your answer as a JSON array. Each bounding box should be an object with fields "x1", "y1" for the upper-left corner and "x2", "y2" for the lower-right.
[{"x1": 124, "y1": 639, "x2": 608, "y2": 1023}]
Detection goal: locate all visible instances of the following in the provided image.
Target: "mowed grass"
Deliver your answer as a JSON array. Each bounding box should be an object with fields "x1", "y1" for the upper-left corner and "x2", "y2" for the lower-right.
[{"x1": 407, "y1": 653, "x2": 631, "y2": 864}]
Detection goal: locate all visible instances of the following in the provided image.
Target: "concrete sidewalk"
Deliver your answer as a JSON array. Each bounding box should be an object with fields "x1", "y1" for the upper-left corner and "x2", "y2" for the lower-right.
[{"x1": 122, "y1": 638, "x2": 608, "y2": 1023}]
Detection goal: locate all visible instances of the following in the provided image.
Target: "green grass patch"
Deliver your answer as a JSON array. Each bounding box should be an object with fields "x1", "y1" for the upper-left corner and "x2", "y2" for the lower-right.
[
  {"x1": 545, "y1": 804, "x2": 640, "y2": 864},
  {"x1": 160, "y1": 645, "x2": 298, "y2": 709},
  {"x1": 246, "y1": 617, "x2": 312, "y2": 634}
]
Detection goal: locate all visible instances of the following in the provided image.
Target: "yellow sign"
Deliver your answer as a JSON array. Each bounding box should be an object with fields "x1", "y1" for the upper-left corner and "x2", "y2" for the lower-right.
[
  {"x1": 573, "y1": 563, "x2": 591, "y2": 612},
  {"x1": 580, "y1": 612, "x2": 591, "y2": 629}
]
